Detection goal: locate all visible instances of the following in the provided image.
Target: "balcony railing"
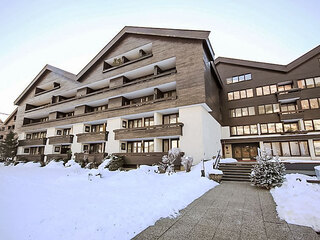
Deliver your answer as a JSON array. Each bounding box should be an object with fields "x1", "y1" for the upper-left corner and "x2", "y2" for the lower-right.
[
  {"x1": 76, "y1": 132, "x2": 108, "y2": 143},
  {"x1": 46, "y1": 154, "x2": 71, "y2": 162},
  {"x1": 48, "y1": 135, "x2": 74, "y2": 144},
  {"x1": 277, "y1": 88, "x2": 301, "y2": 103},
  {"x1": 114, "y1": 152, "x2": 184, "y2": 167},
  {"x1": 16, "y1": 154, "x2": 45, "y2": 162},
  {"x1": 74, "y1": 152, "x2": 107, "y2": 163},
  {"x1": 114, "y1": 123, "x2": 183, "y2": 140},
  {"x1": 279, "y1": 110, "x2": 304, "y2": 122},
  {"x1": 18, "y1": 138, "x2": 47, "y2": 146}
]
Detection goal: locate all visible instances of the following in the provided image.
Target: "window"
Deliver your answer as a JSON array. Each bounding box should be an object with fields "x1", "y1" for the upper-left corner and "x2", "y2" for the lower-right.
[
  {"x1": 304, "y1": 120, "x2": 313, "y2": 131},
  {"x1": 91, "y1": 124, "x2": 104, "y2": 132},
  {"x1": 144, "y1": 117, "x2": 154, "y2": 127},
  {"x1": 297, "y1": 80, "x2": 305, "y2": 89},
  {"x1": 230, "y1": 125, "x2": 258, "y2": 136},
  {"x1": 226, "y1": 73, "x2": 252, "y2": 84},
  {"x1": 265, "y1": 141, "x2": 309, "y2": 156},
  {"x1": 227, "y1": 89, "x2": 253, "y2": 100},
  {"x1": 258, "y1": 104, "x2": 279, "y2": 115},
  {"x1": 310, "y1": 98, "x2": 319, "y2": 109},
  {"x1": 54, "y1": 146, "x2": 60, "y2": 152},
  {"x1": 57, "y1": 130, "x2": 62, "y2": 135},
  {"x1": 24, "y1": 148, "x2": 30, "y2": 153},
  {"x1": 301, "y1": 99, "x2": 310, "y2": 109},
  {"x1": 284, "y1": 123, "x2": 298, "y2": 132},
  {"x1": 306, "y1": 78, "x2": 315, "y2": 88},
  {"x1": 270, "y1": 85, "x2": 277, "y2": 94},
  {"x1": 128, "y1": 119, "x2": 142, "y2": 128},
  {"x1": 265, "y1": 105, "x2": 273, "y2": 114},
  {"x1": 163, "y1": 114, "x2": 179, "y2": 124},
  {"x1": 281, "y1": 103, "x2": 297, "y2": 113},
  {"x1": 315, "y1": 77, "x2": 320, "y2": 87},
  {"x1": 143, "y1": 140, "x2": 154, "y2": 153},
  {"x1": 230, "y1": 106, "x2": 255, "y2": 118},
  {"x1": 256, "y1": 87, "x2": 263, "y2": 96},
  {"x1": 258, "y1": 105, "x2": 265, "y2": 114},
  {"x1": 260, "y1": 123, "x2": 284, "y2": 134},
  {"x1": 263, "y1": 86, "x2": 271, "y2": 95},
  {"x1": 314, "y1": 140, "x2": 320, "y2": 156},
  {"x1": 162, "y1": 139, "x2": 180, "y2": 152},
  {"x1": 89, "y1": 143, "x2": 103, "y2": 153},
  {"x1": 314, "y1": 120, "x2": 320, "y2": 130},
  {"x1": 273, "y1": 104, "x2": 280, "y2": 113}
]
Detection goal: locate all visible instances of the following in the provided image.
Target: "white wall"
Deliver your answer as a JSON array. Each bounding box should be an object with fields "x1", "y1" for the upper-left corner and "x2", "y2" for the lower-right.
[
  {"x1": 44, "y1": 127, "x2": 55, "y2": 156},
  {"x1": 71, "y1": 123, "x2": 84, "y2": 158},
  {"x1": 179, "y1": 104, "x2": 221, "y2": 164},
  {"x1": 106, "y1": 118, "x2": 122, "y2": 154}
]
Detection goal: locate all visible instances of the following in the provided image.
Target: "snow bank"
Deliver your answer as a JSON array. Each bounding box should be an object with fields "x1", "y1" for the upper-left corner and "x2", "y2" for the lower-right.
[
  {"x1": 271, "y1": 174, "x2": 320, "y2": 232},
  {"x1": 219, "y1": 158, "x2": 237, "y2": 163},
  {"x1": 0, "y1": 160, "x2": 218, "y2": 240}
]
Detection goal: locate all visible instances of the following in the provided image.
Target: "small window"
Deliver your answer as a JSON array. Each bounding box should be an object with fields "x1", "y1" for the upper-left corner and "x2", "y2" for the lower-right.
[
  {"x1": 244, "y1": 74, "x2": 252, "y2": 80},
  {"x1": 85, "y1": 126, "x2": 90, "y2": 132},
  {"x1": 242, "y1": 108, "x2": 248, "y2": 116},
  {"x1": 228, "y1": 92, "x2": 233, "y2": 101},
  {"x1": 236, "y1": 109, "x2": 242, "y2": 117},
  {"x1": 246, "y1": 89, "x2": 253, "y2": 98},
  {"x1": 314, "y1": 77, "x2": 320, "y2": 87},
  {"x1": 243, "y1": 126, "x2": 250, "y2": 134},
  {"x1": 310, "y1": 98, "x2": 319, "y2": 109},
  {"x1": 250, "y1": 125, "x2": 257, "y2": 134},
  {"x1": 314, "y1": 119, "x2": 320, "y2": 130},
  {"x1": 281, "y1": 142, "x2": 291, "y2": 156},
  {"x1": 265, "y1": 104, "x2": 273, "y2": 114},
  {"x1": 24, "y1": 148, "x2": 30, "y2": 153},
  {"x1": 268, "y1": 123, "x2": 276, "y2": 133},
  {"x1": 301, "y1": 100, "x2": 310, "y2": 109},
  {"x1": 256, "y1": 87, "x2": 263, "y2": 96},
  {"x1": 226, "y1": 78, "x2": 232, "y2": 84},
  {"x1": 263, "y1": 86, "x2": 270, "y2": 95},
  {"x1": 304, "y1": 120, "x2": 313, "y2": 131},
  {"x1": 276, "y1": 123, "x2": 283, "y2": 133},
  {"x1": 231, "y1": 127, "x2": 237, "y2": 136},
  {"x1": 297, "y1": 80, "x2": 305, "y2": 89},
  {"x1": 290, "y1": 141, "x2": 300, "y2": 156},
  {"x1": 54, "y1": 146, "x2": 60, "y2": 152},
  {"x1": 258, "y1": 105, "x2": 265, "y2": 114},
  {"x1": 272, "y1": 142, "x2": 282, "y2": 156},
  {"x1": 239, "y1": 75, "x2": 245, "y2": 81},
  {"x1": 248, "y1": 107, "x2": 255, "y2": 116},
  {"x1": 261, "y1": 124, "x2": 268, "y2": 134},
  {"x1": 273, "y1": 104, "x2": 280, "y2": 113},
  {"x1": 233, "y1": 91, "x2": 240, "y2": 100},
  {"x1": 237, "y1": 126, "x2": 244, "y2": 135},
  {"x1": 306, "y1": 78, "x2": 315, "y2": 88},
  {"x1": 240, "y1": 90, "x2": 246, "y2": 99},
  {"x1": 314, "y1": 140, "x2": 320, "y2": 156},
  {"x1": 232, "y1": 76, "x2": 239, "y2": 83},
  {"x1": 56, "y1": 130, "x2": 62, "y2": 135},
  {"x1": 300, "y1": 141, "x2": 309, "y2": 156},
  {"x1": 270, "y1": 85, "x2": 277, "y2": 94}
]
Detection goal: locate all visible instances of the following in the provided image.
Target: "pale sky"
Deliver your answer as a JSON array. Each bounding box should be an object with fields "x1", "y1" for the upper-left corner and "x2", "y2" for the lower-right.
[{"x1": 0, "y1": 0, "x2": 319, "y2": 120}]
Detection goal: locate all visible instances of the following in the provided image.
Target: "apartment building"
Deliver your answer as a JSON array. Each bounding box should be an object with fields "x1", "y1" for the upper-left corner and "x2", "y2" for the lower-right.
[
  {"x1": 14, "y1": 26, "x2": 222, "y2": 165},
  {"x1": 13, "y1": 26, "x2": 320, "y2": 165},
  {"x1": 216, "y1": 46, "x2": 320, "y2": 161},
  {"x1": 0, "y1": 109, "x2": 17, "y2": 141}
]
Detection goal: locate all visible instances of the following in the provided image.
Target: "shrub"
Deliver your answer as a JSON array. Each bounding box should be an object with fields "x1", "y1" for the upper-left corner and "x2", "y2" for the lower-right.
[
  {"x1": 158, "y1": 148, "x2": 181, "y2": 174},
  {"x1": 104, "y1": 155, "x2": 124, "y2": 171},
  {"x1": 181, "y1": 156, "x2": 193, "y2": 172},
  {"x1": 250, "y1": 151, "x2": 286, "y2": 189}
]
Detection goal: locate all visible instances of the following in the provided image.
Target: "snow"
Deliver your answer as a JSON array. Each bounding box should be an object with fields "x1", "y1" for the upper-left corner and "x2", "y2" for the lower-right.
[
  {"x1": 281, "y1": 159, "x2": 320, "y2": 163},
  {"x1": 0, "y1": 160, "x2": 218, "y2": 240},
  {"x1": 271, "y1": 174, "x2": 320, "y2": 232},
  {"x1": 219, "y1": 158, "x2": 237, "y2": 163},
  {"x1": 207, "y1": 169, "x2": 223, "y2": 175}
]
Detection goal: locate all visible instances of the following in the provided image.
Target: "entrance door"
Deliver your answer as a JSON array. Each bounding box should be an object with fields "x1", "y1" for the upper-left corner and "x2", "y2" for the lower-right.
[{"x1": 232, "y1": 143, "x2": 259, "y2": 161}]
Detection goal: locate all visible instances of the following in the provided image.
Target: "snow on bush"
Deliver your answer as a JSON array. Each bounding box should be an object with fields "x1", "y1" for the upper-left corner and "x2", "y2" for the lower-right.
[
  {"x1": 250, "y1": 152, "x2": 285, "y2": 189},
  {"x1": 0, "y1": 158, "x2": 218, "y2": 240},
  {"x1": 271, "y1": 174, "x2": 320, "y2": 232},
  {"x1": 158, "y1": 148, "x2": 181, "y2": 174},
  {"x1": 181, "y1": 156, "x2": 193, "y2": 172}
]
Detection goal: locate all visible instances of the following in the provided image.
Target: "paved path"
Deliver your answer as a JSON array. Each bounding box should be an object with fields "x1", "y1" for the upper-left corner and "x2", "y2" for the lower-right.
[{"x1": 133, "y1": 182, "x2": 319, "y2": 240}]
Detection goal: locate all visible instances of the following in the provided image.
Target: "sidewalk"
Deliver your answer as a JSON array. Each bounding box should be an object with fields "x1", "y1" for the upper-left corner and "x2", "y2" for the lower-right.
[{"x1": 133, "y1": 182, "x2": 319, "y2": 240}]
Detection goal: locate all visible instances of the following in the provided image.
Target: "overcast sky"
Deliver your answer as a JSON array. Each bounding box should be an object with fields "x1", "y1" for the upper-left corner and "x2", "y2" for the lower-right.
[{"x1": 0, "y1": 0, "x2": 319, "y2": 120}]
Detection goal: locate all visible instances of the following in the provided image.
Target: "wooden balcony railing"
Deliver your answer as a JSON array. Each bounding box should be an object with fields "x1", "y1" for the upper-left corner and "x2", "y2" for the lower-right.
[
  {"x1": 114, "y1": 123, "x2": 183, "y2": 140},
  {"x1": 279, "y1": 110, "x2": 304, "y2": 122},
  {"x1": 74, "y1": 153, "x2": 107, "y2": 163},
  {"x1": 277, "y1": 88, "x2": 301, "y2": 102},
  {"x1": 76, "y1": 132, "x2": 108, "y2": 143},
  {"x1": 48, "y1": 135, "x2": 74, "y2": 144},
  {"x1": 18, "y1": 138, "x2": 47, "y2": 146},
  {"x1": 46, "y1": 154, "x2": 71, "y2": 161},
  {"x1": 16, "y1": 154, "x2": 45, "y2": 162},
  {"x1": 114, "y1": 152, "x2": 184, "y2": 166}
]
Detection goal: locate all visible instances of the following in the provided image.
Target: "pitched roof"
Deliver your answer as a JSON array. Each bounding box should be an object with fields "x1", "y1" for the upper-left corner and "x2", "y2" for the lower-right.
[
  {"x1": 214, "y1": 45, "x2": 320, "y2": 72},
  {"x1": 14, "y1": 64, "x2": 77, "y2": 105},
  {"x1": 14, "y1": 26, "x2": 214, "y2": 105},
  {"x1": 3, "y1": 108, "x2": 17, "y2": 125}
]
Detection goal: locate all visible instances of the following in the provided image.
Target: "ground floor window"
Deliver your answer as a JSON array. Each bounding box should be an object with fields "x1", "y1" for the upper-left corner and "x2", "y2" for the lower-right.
[
  {"x1": 314, "y1": 140, "x2": 320, "y2": 156},
  {"x1": 83, "y1": 143, "x2": 103, "y2": 154},
  {"x1": 232, "y1": 143, "x2": 258, "y2": 160},
  {"x1": 163, "y1": 138, "x2": 180, "y2": 152},
  {"x1": 264, "y1": 141, "x2": 309, "y2": 157},
  {"x1": 29, "y1": 146, "x2": 44, "y2": 155},
  {"x1": 127, "y1": 140, "x2": 154, "y2": 153}
]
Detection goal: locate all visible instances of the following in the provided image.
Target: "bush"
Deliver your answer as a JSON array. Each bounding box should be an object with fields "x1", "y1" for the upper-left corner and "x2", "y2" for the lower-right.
[
  {"x1": 181, "y1": 156, "x2": 193, "y2": 172},
  {"x1": 104, "y1": 155, "x2": 124, "y2": 171},
  {"x1": 250, "y1": 152, "x2": 286, "y2": 189},
  {"x1": 158, "y1": 148, "x2": 181, "y2": 174}
]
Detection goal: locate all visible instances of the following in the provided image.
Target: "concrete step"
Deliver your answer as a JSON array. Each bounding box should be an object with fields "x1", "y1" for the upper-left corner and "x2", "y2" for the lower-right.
[
  {"x1": 222, "y1": 174, "x2": 250, "y2": 178},
  {"x1": 222, "y1": 177, "x2": 251, "y2": 182}
]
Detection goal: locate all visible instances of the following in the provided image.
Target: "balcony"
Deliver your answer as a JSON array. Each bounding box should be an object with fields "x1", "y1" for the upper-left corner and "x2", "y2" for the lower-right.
[
  {"x1": 76, "y1": 132, "x2": 108, "y2": 143},
  {"x1": 114, "y1": 123, "x2": 183, "y2": 140},
  {"x1": 279, "y1": 110, "x2": 304, "y2": 122},
  {"x1": 277, "y1": 88, "x2": 301, "y2": 103},
  {"x1": 18, "y1": 138, "x2": 47, "y2": 146},
  {"x1": 114, "y1": 152, "x2": 183, "y2": 167},
  {"x1": 16, "y1": 154, "x2": 45, "y2": 162},
  {"x1": 46, "y1": 154, "x2": 71, "y2": 162},
  {"x1": 48, "y1": 135, "x2": 74, "y2": 145},
  {"x1": 74, "y1": 153, "x2": 106, "y2": 163}
]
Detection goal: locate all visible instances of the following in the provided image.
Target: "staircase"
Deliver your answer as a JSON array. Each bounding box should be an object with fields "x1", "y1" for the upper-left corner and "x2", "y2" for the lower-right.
[{"x1": 219, "y1": 163, "x2": 254, "y2": 182}]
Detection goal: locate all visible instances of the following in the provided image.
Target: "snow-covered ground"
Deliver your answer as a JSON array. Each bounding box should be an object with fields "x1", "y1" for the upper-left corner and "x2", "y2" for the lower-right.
[
  {"x1": 0, "y1": 160, "x2": 218, "y2": 240},
  {"x1": 271, "y1": 174, "x2": 320, "y2": 232}
]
